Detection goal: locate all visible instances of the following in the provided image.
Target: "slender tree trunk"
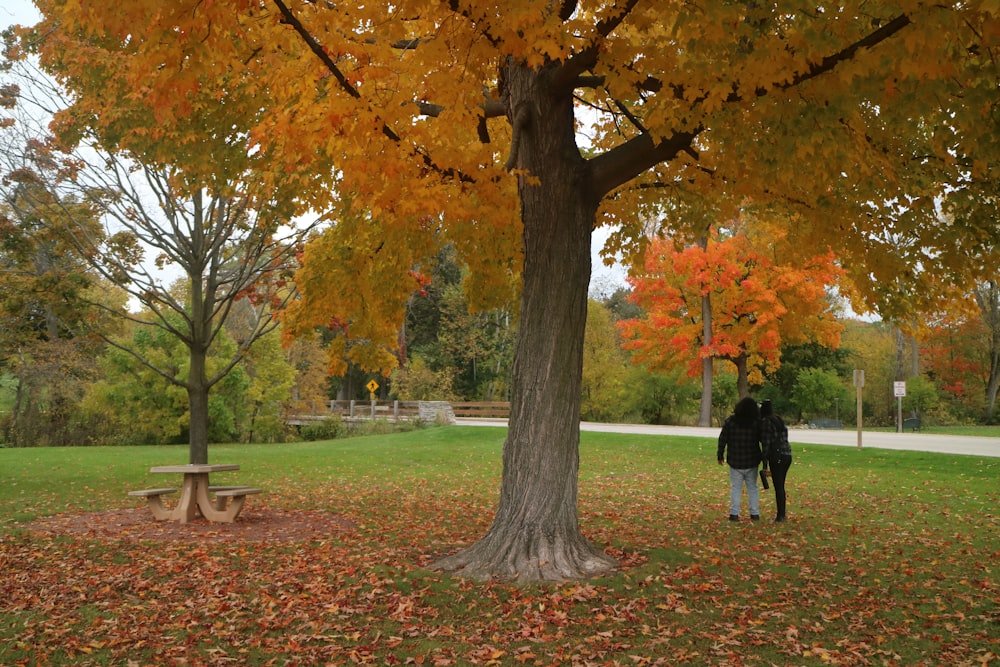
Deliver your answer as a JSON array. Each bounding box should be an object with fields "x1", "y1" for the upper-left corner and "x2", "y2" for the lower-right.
[
  {"x1": 9, "y1": 373, "x2": 24, "y2": 446},
  {"x1": 698, "y1": 232, "x2": 713, "y2": 426},
  {"x1": 433, "y1": 61, "x2": 616, "y2": 581},
  {"x1": 976, "y1": 281, "x2": 1000, "y2": 421},
  {"x1": 895, "y1": 325, "x2": 905, "y2": 381},
  {"x1": 986, "y1": 360, "x2": 1000, "y2": 421},
  {"x1": 188, "y1": 347, "x2": 210, "y2": 464},
  {"x1": 734, "y1": 355, "x2": 750, "y2": 399},
  {"x1": 187, "y1": 191, "x2": 210, "y2": 465},
  {"x1": 700, "y1": 294, "x2": 714, "y2": 426}
]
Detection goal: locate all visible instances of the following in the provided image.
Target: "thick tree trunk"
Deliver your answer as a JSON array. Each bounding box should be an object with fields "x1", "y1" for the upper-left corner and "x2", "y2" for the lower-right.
[{"x1": 433, "y1": 62, "x2": 616, "y2": 582}]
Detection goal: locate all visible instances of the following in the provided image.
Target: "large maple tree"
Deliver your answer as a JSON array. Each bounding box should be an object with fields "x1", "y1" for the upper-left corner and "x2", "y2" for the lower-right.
[{"x1": 27, "y1": 1, "x2": 999, "y2": 580}]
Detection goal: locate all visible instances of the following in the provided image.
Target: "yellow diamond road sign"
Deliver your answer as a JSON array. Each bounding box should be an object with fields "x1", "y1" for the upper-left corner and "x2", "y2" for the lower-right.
[{"x1": 366, "y1": 379, "x2": 379, "y2": 393}]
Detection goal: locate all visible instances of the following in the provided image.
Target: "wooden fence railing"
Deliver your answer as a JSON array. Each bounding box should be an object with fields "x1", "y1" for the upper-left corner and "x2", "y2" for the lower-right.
[
  {"x1": 288, "y1": 400, "x2": 422, "y2": 425},
  {"x1": 450, "y1": 401, "x2": 511, "y2": 419},
  {"x1": 287, "y1": 400, "x2": 511, "y2": 425},
  {"x1": 329, "y1": 400, "x2": 422, "y2": 420}
]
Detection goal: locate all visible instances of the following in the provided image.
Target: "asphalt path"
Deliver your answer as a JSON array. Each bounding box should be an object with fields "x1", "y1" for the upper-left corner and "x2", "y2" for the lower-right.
[{"x1": 456, "y1": 419, "x2": 1000, "y2": 458}]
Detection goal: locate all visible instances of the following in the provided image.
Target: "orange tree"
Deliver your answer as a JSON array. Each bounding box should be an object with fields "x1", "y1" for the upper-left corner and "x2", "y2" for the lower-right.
[
  {"x1": 26, "y1": 2, "x2": 999, "y2": 581},
  {"x1": 619, "y1": 227, "x2": 844, "y2": 403},
  {"x1": 921, "y1": 285, "x2": 1000, "y2": 421}
]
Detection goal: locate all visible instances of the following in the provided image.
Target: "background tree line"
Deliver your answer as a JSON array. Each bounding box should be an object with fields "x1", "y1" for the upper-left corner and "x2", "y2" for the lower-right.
[
  {"x1": 2, "y1": 79, "x2": 996, "y2": 446},
  {"x1": 4, "y1": 213, "x2": 998, "y2": 449},
  {"x1": 1, "y1": 92, "x2": 997, "y2": 446}
]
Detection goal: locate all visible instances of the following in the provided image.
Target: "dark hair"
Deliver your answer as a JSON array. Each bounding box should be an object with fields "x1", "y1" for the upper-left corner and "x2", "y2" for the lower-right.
[
  {"x1": 760, "y1": 400, "x2": 774, "y2": 418},
  {"x1": 733, "y1": 396, "x2": 760, "y2": 426}
]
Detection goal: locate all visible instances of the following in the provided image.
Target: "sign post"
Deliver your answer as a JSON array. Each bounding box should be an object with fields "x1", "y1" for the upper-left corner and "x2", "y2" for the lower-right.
[
  {"x1": 853, "y1": 370, "x2": 865, "y2": 449},
  {"x1": 894, "y1": 381, "x2": 906, "y2": 432}
]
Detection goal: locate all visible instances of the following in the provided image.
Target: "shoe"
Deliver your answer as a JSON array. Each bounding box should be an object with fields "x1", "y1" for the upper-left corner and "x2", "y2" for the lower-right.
[
  {"x1": 751, "y1": 515, "x2": 760, "y2": 521},
  {"x1": 729, "y1": 514, "x2": 739, "y2": 522},
  {"x1": 774, "y1": 516, "x2": 786, "y2": 523}
]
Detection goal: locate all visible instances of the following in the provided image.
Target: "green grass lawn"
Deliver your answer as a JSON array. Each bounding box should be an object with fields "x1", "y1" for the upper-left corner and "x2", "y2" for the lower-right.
[{"x1": 1, "y1": 426, "x2": 997, "y2": 666}]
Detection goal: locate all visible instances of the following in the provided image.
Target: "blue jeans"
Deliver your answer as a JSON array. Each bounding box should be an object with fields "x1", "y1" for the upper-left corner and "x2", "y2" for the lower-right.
[{"x1": 729, "y1": 467, "x2": 760, "y2": 517}]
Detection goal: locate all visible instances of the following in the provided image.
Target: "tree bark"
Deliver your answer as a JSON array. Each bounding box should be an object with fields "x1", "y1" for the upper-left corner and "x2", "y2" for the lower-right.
[
  {"x1": 699, "y1": 297, "x2": 714, "y2": 426},
  {"x1": 187, "y1": 190, "x2": 211, "y2": 465},
  {"x1": 698, "y1": 234, "x2": 713, "y2": 427},
  {"x1": 433, "y1": 61, "x2": 616, "y2": 581},
  {"x1": 976, "y1": 281, "x2": 1000, "y2": 421},
  {"x1": 734, "y1": 354, "x2": 750, "y2": 399},
  {"x1": 188, "y1": 351, "x2": 210, "y2": 465}
]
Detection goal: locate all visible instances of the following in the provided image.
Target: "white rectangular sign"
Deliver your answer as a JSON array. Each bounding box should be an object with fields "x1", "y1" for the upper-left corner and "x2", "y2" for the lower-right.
[{"x1": 894, "y1": 381, "x2": 906, "y2": 397}]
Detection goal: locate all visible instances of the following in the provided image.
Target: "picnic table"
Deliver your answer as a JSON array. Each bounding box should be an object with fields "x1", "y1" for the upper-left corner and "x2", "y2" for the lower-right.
[{"x1": 128, "y1": 464, "x2": 261, "y2": 523}]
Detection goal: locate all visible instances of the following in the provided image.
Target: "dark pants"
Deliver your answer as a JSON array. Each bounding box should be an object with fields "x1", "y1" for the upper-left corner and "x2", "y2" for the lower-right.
[{"x1": 768, "y1": 455, "x2": 793, "y2": 519}]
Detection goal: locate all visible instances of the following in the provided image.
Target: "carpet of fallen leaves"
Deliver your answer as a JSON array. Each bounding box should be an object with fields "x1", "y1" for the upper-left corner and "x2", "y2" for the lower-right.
[
  {"x1": 26, "y1": 508, "x2": 356, "y2": 543},
  {"x1": 2, "y1": 471, "x2": 998, "y2": 666}
]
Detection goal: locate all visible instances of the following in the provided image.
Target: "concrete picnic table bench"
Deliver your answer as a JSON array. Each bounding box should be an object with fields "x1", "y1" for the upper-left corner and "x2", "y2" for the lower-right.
[{"x1": 128, "y1": 464, "x2": 261, "y2": 523}]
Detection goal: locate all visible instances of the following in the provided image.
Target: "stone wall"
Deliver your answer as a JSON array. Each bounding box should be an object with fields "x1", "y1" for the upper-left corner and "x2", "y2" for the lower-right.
[{"x1": 418, "y1": 401, "x2": 457, "y2": 425}]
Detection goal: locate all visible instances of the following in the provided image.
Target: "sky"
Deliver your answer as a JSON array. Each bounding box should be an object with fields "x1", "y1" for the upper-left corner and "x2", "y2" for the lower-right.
[
  {"x1": 2, "y1": 1, "x2": 38, "y2": 31},
  {"x1": 1, "y1": 1, "x2": 628, "y2": 297}
]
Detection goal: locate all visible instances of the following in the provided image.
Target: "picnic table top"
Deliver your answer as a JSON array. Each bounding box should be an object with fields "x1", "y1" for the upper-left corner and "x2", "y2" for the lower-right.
[{"x1": 149, "y1": 464, "x2": 240, "y2": 474}]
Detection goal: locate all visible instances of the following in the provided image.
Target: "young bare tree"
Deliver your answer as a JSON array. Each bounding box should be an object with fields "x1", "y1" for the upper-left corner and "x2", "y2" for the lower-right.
[{"x1": 1, "y1": 55, "x2": 318, "y2": 463}]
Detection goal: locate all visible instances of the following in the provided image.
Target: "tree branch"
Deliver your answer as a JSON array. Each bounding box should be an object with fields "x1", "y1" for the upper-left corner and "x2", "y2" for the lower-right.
[
  {"x1": 558, "y1": 0, "x2": 578, "y2": 22},
  {"x1": 271, "y1": 0, "x2": 476, "y2": 182},
  {"x1": 587, "y1": 13, "x2": 913, "y2": 200},
  {"x1": 776, "y1": 14, "x2": 911, "y2": 94},
  {"x1": 504, "y1": 103, "x2": 531, "y2": 171},
  {"x1": 580, "y1": 14, "x2": 913, "y2": 106},
  {"x1": 552, "y1": 0, "x2": 641, "y2": 92},
  {"x1": 589, "y1": 128, "x2": 702, "y2": 199}
]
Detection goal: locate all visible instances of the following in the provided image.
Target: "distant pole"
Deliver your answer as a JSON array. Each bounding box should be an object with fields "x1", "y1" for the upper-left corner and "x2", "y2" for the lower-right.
[
  {"x1": 853, "y1": 370, "x2": 865, "y2": 449},
  {"x1": 894, "y1": 381, "x2": 907, "y2": 433}
]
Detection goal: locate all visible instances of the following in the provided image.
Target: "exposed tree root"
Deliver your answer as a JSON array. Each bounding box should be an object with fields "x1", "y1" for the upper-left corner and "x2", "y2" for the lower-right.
[{"x1": 432, "y1": 525, "x2": 618, "y2": 583}]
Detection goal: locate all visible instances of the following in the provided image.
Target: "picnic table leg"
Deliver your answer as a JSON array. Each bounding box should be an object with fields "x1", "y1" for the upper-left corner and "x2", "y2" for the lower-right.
[
  {"x1": 143, "y1": 495, "x2": 174, "y2": 521},
  {"x1": 220, "y1": 495, "x2": 248, "y2": 522},
  {"x1": 175, "y1": 474, "x2": 202, "y2": 523},
  {"x1": 194, "y1": 479, "x2": 245, "y2": 523}
]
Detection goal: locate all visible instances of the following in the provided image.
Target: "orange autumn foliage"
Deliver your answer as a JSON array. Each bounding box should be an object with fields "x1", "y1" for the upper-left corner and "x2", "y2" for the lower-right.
[{"x1": 619, "y1": 230, "x2": 844, "y2": 386}]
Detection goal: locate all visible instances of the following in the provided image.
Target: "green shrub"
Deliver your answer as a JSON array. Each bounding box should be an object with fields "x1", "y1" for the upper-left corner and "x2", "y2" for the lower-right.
[{"x1": 298, "y1": 416, "x2": 348, "y2": 441}]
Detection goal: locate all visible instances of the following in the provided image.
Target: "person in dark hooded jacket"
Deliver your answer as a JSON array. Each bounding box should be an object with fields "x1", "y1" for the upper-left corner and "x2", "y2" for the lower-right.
[
  {"x1": 760, "y1": 399, "x2": 792, "y2": 522},
  {"x1": 717, "y1": 396, "x2": 763, "y2": 521}
]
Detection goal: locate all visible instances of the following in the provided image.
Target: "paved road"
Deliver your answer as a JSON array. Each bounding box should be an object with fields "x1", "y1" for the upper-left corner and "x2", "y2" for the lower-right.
[{"x1": 456, "y1": 420, "x2": 1000, "y2": 458}]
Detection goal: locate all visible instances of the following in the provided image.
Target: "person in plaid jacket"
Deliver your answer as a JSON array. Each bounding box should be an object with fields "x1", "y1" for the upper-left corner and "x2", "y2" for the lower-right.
[{"x1": 717, "y1": 396, "x2": 763, "y2": 521}]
